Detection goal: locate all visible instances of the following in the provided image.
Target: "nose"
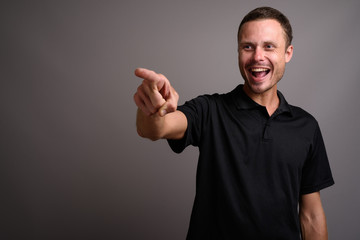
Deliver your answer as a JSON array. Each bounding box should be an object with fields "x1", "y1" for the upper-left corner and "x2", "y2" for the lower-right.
[{"x1": 253, "y1": 47, "x2": 265, "y2": 62}]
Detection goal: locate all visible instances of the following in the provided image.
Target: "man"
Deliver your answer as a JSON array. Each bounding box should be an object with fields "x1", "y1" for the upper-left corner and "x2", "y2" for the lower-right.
[{"x1": 133, "y1": 7, "x2": 334, "y2": 240}]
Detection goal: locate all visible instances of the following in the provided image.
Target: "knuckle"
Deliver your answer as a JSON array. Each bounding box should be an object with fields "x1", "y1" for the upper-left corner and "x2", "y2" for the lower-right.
[
  {"x1": 134, "y1": 94, "x2": 142, "y2": 107},
  {"x1": 157, "y1": 73, "x2": 167, "y2": 82},
  {"x1": 133, "y1": 92, "x2": 138, "y2": 102},
  {"x1": 170, "y1": 102, "x2": 177, "y2": 110},
  {"x1": 173, "y1": 90, "x2": 179, "y2": 99},
  {"x1": 137, "y1": 84, "x2": 143, "y2": 92},
  {"x1": 152, "y1": 99, "x2": 163, "y2": 109},
  {"x1": 149, "y1": 106, "x2": 157, "y2": 114}
]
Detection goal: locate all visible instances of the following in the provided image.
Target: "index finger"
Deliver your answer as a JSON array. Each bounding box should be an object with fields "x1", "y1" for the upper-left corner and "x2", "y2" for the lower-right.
[
  {"x1": 134, "y1": 68, "x2": 159, "y2": 82},
  {"x1": 134, "y1": 68, "x2": 170, "y2": 98}
]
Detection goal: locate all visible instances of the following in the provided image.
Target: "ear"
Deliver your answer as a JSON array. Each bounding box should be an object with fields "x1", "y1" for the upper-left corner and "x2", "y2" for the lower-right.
[{"x1": 285, "y1": 45, "x2": 293, "y2": 63}]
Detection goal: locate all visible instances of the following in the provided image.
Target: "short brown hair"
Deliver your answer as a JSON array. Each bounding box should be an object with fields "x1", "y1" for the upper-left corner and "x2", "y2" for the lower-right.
[{"x1": 238, "y1": 7, "x2": 293, "y2": 48}]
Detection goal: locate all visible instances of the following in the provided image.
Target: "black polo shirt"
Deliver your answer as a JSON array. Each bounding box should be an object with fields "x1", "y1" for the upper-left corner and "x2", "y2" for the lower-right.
[{"x1": 168, "y1": 84, "x2": 334, "y2": 240}]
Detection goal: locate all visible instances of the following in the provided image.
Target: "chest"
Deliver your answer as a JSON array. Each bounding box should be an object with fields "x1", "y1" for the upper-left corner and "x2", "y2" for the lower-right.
[{"x1": 202, "y1": 108, "x2": 313, "y2": 172}]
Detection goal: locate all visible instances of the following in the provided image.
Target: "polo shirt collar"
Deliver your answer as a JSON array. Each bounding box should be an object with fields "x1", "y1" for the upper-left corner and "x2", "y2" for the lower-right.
[
  {"x1": 276, "y1": 90, "x2": 293, "y2": 116},
  {"x1": 232, "y1": 84, "x2": 293, "y2": 116}
]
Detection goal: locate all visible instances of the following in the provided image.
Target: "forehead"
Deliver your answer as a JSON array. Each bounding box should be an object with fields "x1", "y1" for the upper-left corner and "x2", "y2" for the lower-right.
[{"x1": 239, "y1": 19, "x2": 286, "y2": 44}]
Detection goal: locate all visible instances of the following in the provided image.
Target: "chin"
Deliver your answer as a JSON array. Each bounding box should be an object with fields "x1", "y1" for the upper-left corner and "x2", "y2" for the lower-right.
[{"x1": 246, "y1": 81, "x2": 276, "y2": 95}]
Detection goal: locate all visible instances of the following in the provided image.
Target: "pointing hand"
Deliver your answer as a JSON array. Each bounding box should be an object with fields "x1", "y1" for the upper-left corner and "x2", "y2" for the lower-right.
[{"x1": 134, "y1": 68, "x2": 179, "y2": 117}]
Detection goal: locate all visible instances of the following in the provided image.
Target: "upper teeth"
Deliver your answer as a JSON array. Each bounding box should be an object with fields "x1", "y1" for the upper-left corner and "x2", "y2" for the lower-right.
[{"x1": 251, "y1": 68, "x2": 268, "y2": 72}]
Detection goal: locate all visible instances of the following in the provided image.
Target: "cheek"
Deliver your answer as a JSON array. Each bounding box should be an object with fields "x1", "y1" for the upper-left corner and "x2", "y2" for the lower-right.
[
  {"x1": 238, "y1": 54, "x2": 250, "y2": 68},
  {"x1": 238, "y1": 56, "x2": 244, "y2": 69},
  {"x1": 269, "y1": 54, "x2": 284, "y2": 68},
  {"x1": 238, "y1": 58, "x2": 248, "y2": 75},
  {"x1": 238, "y1": 57, "x2": 247, "y2": 77},
  {"x1": 276, "y1": 56, "x2": 286, "y2": 69}
]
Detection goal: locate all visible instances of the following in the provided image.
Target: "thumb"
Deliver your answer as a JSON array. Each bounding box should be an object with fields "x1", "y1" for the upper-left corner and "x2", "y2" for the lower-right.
[
  {"x1": 158, "y1": 100, "x2": 177, "y2": 117},
  {"x1": 157, "y1": 85, "x2": 179, "y2": 117},
  {"x1": 158, "y1": 103, "x2": 169, "y2": 117}
]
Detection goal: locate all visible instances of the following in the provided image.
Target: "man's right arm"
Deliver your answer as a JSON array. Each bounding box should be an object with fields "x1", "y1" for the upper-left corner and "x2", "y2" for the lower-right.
[{"x1": 133, "y1": 68, "x2": 187, "y2": 141}]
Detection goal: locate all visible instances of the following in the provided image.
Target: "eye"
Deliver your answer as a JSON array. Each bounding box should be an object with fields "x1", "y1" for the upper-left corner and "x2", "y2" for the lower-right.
[
  {"x1": 243, "y1": 45, "x2": 252, "y2": 50},
  {"x1": 265, "y1": 44, "x2": 275, "y2": 50}
]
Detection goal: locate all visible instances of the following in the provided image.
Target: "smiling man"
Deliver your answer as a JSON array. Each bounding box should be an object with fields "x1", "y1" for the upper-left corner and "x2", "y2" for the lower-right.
[
  {"x1": 134, "y1": 7, "x2": 334, "y2": 240},
  {"x1": 238, "y1": 17, "x2": 293, "y2": 116}
]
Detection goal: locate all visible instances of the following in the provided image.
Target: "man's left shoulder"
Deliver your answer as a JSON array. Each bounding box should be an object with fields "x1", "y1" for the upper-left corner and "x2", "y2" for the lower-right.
[{"x1": 288, "y1": 104, "x2": 319, "y2": 125}]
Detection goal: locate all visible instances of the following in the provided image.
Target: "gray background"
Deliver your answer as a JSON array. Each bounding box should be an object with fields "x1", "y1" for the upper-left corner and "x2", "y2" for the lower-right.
[{"x1": 1, "y1": 0, "x2": 359, "y2": 239}]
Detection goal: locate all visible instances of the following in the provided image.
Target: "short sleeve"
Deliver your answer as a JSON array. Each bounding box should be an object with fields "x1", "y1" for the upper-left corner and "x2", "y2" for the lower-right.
[
  {"x1": 167, "y1": 96, "x2": 210, "y2": 153},
  {"x1": 300, "y1": 123, "x2": 334, "y2": 194}
]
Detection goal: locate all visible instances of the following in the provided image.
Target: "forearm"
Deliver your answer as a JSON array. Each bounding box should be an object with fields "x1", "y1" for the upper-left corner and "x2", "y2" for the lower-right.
[
  {"x1": 136, "y1": 108, "x2": 187, "y2": 141},
  {"x1": 300, "y1": 206, "x2": 328, "y2": 240}
]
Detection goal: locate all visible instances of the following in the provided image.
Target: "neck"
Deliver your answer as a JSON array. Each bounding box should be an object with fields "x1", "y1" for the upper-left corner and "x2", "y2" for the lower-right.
[{"x1": 243, "y1": 84, "x2": 280, "y2": 116}]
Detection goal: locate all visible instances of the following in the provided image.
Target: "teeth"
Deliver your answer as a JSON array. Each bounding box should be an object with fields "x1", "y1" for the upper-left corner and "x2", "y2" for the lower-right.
[{"x1": 251, "y1": 68, "x2": 268, "y2": 72}]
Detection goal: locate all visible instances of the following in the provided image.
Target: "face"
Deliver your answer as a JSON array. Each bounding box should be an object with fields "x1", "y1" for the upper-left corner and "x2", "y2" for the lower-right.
[{"x1": 238, "y1": 19, "x2": 293, "y2": 95}]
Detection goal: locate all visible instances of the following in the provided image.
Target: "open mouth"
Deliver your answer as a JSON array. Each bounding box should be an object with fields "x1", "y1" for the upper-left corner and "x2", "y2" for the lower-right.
[{"x1": 249, "y1": 67, "x2": 270, "y2": 78}]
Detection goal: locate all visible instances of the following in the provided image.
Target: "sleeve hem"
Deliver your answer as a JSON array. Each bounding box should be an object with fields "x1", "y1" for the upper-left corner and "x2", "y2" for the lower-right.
[
  {"x1": 300, "y1": 178, "x2": 335, "y2": 195},
  {"x1": 167, "y1": 108, "x2": 191, "y2": 154}
]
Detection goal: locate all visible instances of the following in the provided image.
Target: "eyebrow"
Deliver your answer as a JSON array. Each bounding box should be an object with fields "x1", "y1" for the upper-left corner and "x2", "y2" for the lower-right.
[
  {"x1": 239, "y1": 41, "x2": 278, "y2": 47},
  {"x1": 239, "y1": 41, "x2": 254, "y2": 45}
]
